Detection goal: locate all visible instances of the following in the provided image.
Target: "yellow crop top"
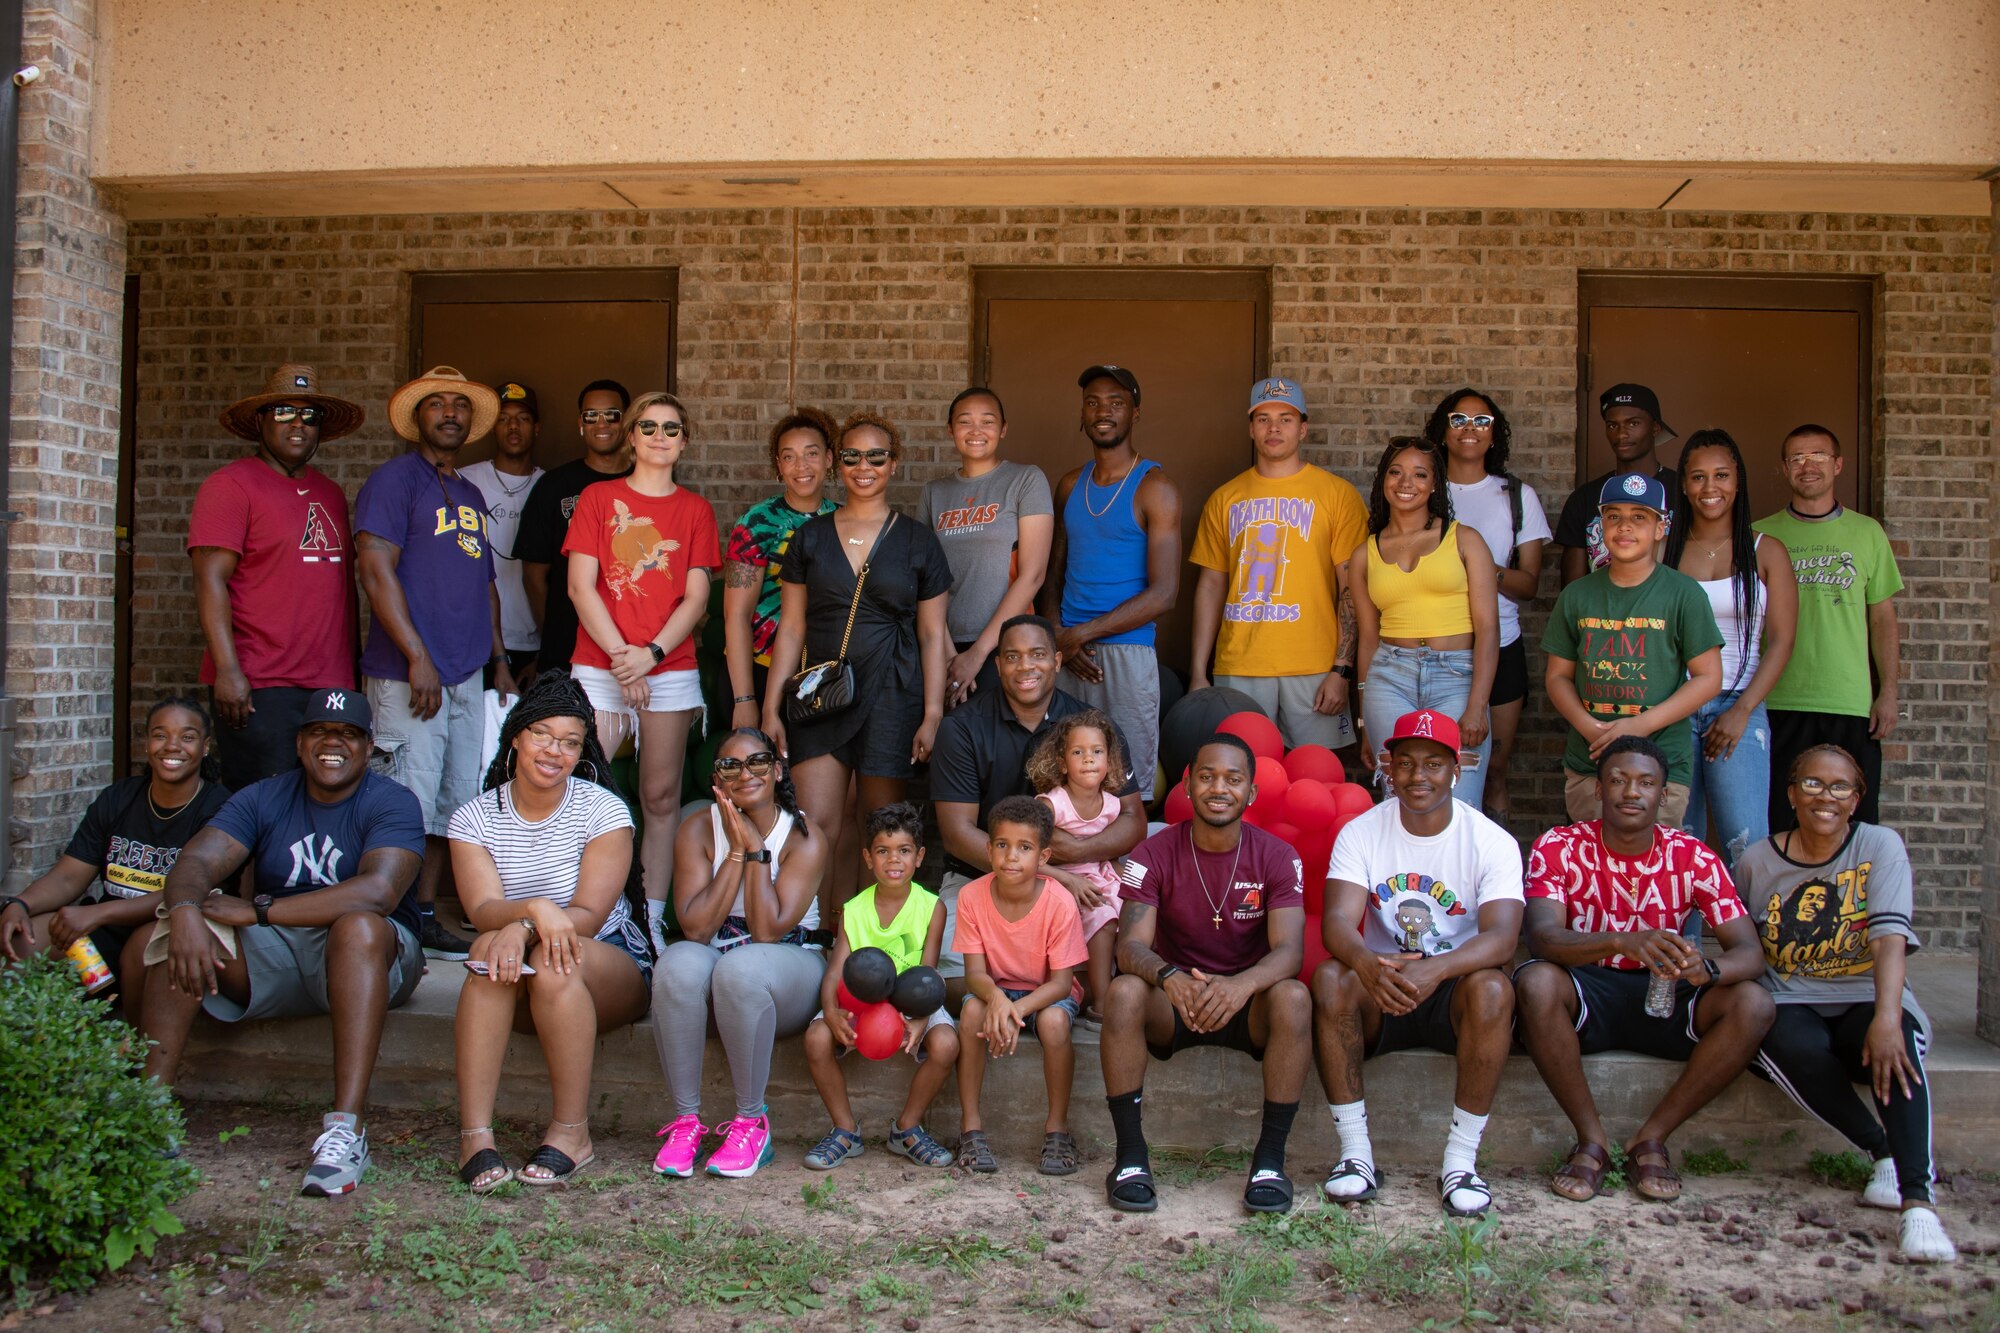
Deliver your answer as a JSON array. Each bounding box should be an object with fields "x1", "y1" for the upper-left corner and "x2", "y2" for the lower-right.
[{"x1": 1367, "y1": 522, "x2": 1474, "y2": 638}]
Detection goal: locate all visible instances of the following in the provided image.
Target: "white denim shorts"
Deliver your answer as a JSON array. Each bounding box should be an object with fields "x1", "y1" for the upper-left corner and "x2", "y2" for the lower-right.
[{"x1": 570, "y1": 664, "x2": 704, "y2": 727}]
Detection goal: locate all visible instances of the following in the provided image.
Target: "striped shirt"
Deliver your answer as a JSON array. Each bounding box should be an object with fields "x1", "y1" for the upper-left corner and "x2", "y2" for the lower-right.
[{"x1": 447, "y1": 779, "x2": 635, "y2": 939}]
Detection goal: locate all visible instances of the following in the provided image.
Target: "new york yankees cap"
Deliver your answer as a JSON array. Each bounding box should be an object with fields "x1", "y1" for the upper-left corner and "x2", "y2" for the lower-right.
[{"x1": 300, "y1": 688, "x2": 373, "y2": 733}]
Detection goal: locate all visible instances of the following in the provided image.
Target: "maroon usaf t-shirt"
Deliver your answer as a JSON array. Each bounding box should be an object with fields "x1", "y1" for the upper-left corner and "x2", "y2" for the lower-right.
[{"x1": 1119, "y1": 821, "x2": 1303, "y2": 976}]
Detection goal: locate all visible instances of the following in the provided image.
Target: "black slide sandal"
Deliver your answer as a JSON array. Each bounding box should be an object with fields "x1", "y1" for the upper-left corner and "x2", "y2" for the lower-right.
[
  {"x1": 457, "y1": 1147, "x2": 512, "y2": 1194},
  {"x1": 1106, "y1": 1164, "x2": 1158, "y2": 1212},
  {"x1": 520, "y1": 1143, "x2": 592, "y2": 1186},
  {"x1": 1243, "y1": 1167, "x2": 1295, "y2": 1214}
]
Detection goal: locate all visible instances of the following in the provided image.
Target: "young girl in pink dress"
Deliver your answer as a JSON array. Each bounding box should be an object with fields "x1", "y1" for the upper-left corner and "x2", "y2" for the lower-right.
[{"x1": 1026, "y1": 710, "x2": 1127, "y2": 1022}]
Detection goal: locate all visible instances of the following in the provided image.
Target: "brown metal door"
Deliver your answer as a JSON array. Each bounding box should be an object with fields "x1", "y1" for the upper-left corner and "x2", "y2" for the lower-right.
[
  {"x1": 1578, "y1": 275, "x2": 1874, "y2": 515},
  {"x1": 974, "y1": 268, "x2": 1270, "y2": 677},
  {"x1": 410, "y1": 270, "x2": 678, "y2": 467}
]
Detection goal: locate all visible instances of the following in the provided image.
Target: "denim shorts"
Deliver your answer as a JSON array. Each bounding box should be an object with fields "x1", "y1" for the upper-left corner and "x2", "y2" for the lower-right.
[{"x1": 1000, "y1": 985, "x2": 1081, "y2": 1038}]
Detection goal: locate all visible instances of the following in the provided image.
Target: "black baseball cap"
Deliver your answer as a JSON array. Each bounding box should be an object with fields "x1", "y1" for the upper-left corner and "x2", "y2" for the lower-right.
[
  {"x1": 1077, "y1": 364, "x2": 1141, "y2": 406},
  {"x1": 496, "y1": 380, "x2": 538, "y2": 420},
  {"x1": 299, "y1": 688, "x2": 373, "y2": 733},
  {"x1": 1598, "y1": 382, "x2": 1675, "y2": 439}
]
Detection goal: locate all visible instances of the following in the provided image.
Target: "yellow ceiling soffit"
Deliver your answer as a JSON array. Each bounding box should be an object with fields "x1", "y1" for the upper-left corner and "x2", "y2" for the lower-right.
[{"x1": 102, "y1": 159, "x2": 1995, "y2": 222}]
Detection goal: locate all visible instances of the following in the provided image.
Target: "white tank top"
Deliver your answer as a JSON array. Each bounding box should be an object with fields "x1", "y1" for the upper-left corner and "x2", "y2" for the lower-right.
[
  {"x1": 1697, "y1": 533, "x2": 1766, "y2": 691},
  {"x1": 705, "y1": 803, "x2": 817, "y2": 941}
]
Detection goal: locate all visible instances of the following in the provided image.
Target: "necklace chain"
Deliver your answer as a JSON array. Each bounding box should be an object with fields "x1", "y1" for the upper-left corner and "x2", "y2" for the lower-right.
[
  {"x1": 1081, "y1": 459, "x2": 1141, "y2": 519},
  {"x1": 149, "y1": 778, "x2": 203, "y2": 822},
  {"x1": 1187, "y1": 824, "x2": 1245, "y2": 929}
]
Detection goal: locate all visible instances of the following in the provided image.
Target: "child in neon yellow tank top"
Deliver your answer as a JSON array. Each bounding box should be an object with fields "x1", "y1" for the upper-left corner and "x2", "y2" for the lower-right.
[{"x1": 801, "y1": 803, "x2": 959, "y2": 1170}]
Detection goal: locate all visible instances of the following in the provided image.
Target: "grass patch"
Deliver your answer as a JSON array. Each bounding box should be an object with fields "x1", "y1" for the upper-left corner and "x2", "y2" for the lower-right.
[
  {"x1": 640, "y1": 1211, "x2": 834, "y2": 1318},
  {"x1": 1152, "y1": 1144, "x2": 1254, "y2": 1188},
  {"x1": 855, "y1": 1270, "x2": 932, "y2": 1318},
  {"x1": 892, "y1": 1231, "x2": 1019, "y2": 1278},
  {"x1": 1679, "y1": 1146, "x2": 1750, "y2": 1176},
  {"x1": 1808, "y1": 1148, "x2": 1874, "y2": 1191},
  {"x1": 800, "y1": 1176, "x2": 847, "y2": 1212}
]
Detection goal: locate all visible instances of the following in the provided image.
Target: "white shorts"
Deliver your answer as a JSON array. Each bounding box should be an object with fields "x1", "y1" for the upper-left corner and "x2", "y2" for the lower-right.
[
  {"x1": 816, "y1": 1005, "x2": 955, "y2": 1063},
  {"x1": 571, "y1": 664, "x2": 703, "y2": 727}
]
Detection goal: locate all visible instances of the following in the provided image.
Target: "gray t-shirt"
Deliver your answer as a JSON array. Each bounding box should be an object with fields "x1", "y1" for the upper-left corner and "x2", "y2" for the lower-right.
[
  {"x1": 1735, "y1": 823, "x2": 1928, "y2": 1038},
  {"x1": 919, "y1": 460, "x2": 1054, "y2": 643}
]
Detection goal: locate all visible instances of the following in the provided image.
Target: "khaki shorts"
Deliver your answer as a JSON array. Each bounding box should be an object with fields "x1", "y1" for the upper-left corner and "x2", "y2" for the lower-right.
[
  {"x1": 1215, "y1": 672, "x2": 1357, "y2": 749},
  {"x1": 1564, "y1": 770, "x2": 1691, "y2": 827}
]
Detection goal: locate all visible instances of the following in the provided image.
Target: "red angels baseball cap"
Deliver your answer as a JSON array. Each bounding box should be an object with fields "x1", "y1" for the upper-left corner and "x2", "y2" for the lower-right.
[{"x1": 1386, "y1": 709, "x2": 1462, "y2": 756}]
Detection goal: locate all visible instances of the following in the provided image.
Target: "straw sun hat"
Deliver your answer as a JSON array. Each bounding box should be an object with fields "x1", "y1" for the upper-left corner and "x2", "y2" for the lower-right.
[
  {"x1": 388, "y1": 366, "x2": 500, "y2": 444},
  {"x1": 219, "y1": 364, "x2": 365, "y2": 442}
]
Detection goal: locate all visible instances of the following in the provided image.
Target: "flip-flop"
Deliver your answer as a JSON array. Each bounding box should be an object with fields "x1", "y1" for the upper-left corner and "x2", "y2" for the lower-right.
[
  {"x1": 1321, "y1": 1158, "x2": 1379, "y2": 1203},
  {"x1": 1243, "y1": 1168, "x2": 1294, "y2": 1214},
  {"x1": 520, "y1": 1143, "x2": 593, "y2": 1186},
  {"x1": 457, "y1": 1147, "x2": 513, "y2": 1194},
  {"x1": 1106, "y1": 1164, "x2": 1158, "y2": 1212},
  {"x1": 1440, "y1": 1168, "x2": 1493, "y2": 1218}
]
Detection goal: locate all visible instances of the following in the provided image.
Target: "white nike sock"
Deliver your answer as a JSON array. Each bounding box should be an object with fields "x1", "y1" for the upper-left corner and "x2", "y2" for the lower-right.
[
  {"x1": 1442, "y1": 1106, "x2": 1488, "y2": 1180},
  {"x1": 646, "y1": 899, "x2": 667, "y2": 950},
  {"x1": 1327, "y1": 1101, "x2": 1374, "y2": 1196}
]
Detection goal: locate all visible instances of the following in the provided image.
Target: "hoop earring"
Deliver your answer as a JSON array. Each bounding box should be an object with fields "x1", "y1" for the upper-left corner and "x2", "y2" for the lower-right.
[
  {"x1": 504, "y1": 749, "x2": 517, "y2": 778},
  {"x1": 575, "y1": 759, "x2": 599, "y2": 784}
]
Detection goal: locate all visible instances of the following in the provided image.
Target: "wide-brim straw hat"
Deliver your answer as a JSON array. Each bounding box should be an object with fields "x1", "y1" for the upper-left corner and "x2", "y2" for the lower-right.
[
  {"x1": 219, "y1": 364, "x2": 365, "y2": 442},
  {"x1": 388, "y1": 366, "x2": 500, "y2": 444}
]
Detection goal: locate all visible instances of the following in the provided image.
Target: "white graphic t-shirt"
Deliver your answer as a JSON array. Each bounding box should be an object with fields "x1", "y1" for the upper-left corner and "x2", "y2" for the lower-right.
[{"x1": 1327, "y1": 799, "x2": 1524, "y2": 956}]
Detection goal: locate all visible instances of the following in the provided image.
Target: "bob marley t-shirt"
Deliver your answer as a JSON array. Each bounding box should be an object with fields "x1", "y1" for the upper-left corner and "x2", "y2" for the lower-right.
[{"x1": 1735, "y1": 822, "x2": 1929, "y2": 1037}]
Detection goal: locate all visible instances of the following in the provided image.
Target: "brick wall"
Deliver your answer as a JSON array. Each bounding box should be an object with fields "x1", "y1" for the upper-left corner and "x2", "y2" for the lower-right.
[
  {"x1": 123, "y1": 205, "x2": 1994, "y2": 941},
  {"x1": 6, "y1": 0, "x2": 125, "y2": 888},
  {"x1": 1983, "y1": 179, "x2": 2000, "y2": 1042}
]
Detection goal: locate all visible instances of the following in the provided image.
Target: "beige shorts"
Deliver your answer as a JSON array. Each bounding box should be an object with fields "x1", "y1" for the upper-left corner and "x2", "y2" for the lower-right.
[
  {"x1": 1215, "y1": 672, "x2": 1358, "y2": 749},
  {"x1": 1564, "y1": 770, "x2": 1691, "y2": 827}
]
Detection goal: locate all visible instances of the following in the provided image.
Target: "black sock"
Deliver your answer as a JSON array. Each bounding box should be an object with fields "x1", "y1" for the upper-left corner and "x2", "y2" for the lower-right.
[
  {"x1": 418, "y1": 905, "x2": 436, "y2": 923},
  {"x1": 1105, "y1": 1090, "x2": 1148, "y2": 1171},
  {"x1": 1253, "y1": 1100, "x2": 1298, "y2": 1175}
]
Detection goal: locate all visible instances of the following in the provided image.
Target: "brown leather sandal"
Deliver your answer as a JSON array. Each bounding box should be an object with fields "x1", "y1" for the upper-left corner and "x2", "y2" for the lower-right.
[
  {"x1": 1627, "y1": 1138, "x2": 1682, "y2": 1202},
  {"x1": 1551, "y1": 1141, "x2": 1611, "y2": 1202}
]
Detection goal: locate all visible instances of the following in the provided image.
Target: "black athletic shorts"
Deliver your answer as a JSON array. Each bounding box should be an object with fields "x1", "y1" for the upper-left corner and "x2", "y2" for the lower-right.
[
  {"x1": 1370, "y1": 974, "x2": 1462, "y2": 1056},
  {"x1": 1148, "y1": 1000, "x2": 1263, "y2": 1063},
  {"x1": 1489, "y1": 638, "x2": 1529, "y2": 708},
  {"x1": 1519, "y1": 959, "x2": 1702, "y2": 1061}
]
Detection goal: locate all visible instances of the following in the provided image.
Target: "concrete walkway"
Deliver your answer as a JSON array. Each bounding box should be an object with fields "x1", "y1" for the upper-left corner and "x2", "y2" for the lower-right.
[{"x1": 177, "y1": 953, "x2": 1996, "y2": 1167}]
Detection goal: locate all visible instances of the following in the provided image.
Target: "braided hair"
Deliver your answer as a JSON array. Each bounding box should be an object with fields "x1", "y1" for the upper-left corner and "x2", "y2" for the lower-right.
[
  {"x1": 146, "y1": 695, "x2": 224, "y2": 782},
  {"x1": 1366, "y1": 436, "x2": 1453, "y2": 536},
  {"x1": 482, "y1": 673, "x2": 648, "y2": 952}
]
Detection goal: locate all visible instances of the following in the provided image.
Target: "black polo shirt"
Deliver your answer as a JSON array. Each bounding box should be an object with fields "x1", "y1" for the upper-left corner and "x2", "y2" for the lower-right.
[{"x1": 930, "y1": 686, "x2": 1139, "y2": 878}]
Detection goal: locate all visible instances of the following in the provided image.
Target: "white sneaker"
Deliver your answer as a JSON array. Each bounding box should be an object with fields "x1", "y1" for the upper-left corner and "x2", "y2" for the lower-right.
[
  {"x1": 1898, "y1": 1206, "x2": 1957, "y2": 1264},
  {"x1": 1861, "y1": 1156, "x2": 1900, "y2": 1210},
  {"x1": 301, "y1": 1114, "x2": 370, "y2": 1197}
]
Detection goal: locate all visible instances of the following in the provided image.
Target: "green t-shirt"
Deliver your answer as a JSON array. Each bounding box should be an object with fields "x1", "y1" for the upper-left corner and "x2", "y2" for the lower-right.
[
  {"x1": 1541, "y1": 563, "x2": 1724, "y2": 785},
  {"x1": 840, "y1": 882, "x2": 939, "y2": 972},
  {"x1": 1751, "y1": 508, "x2": 1902, "y2": 717}
]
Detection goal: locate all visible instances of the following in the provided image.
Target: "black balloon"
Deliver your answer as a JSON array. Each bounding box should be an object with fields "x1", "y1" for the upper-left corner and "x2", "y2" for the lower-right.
[
  {"x1": 1158, "y1": 685, "x2": 1265, "y2": 792},
  {"x1": 890, "y1": 964, "x2": 946, "y2": 1018},
  {"x1": 843, "y1": 946, "x2": 897, "y2": 1004}
]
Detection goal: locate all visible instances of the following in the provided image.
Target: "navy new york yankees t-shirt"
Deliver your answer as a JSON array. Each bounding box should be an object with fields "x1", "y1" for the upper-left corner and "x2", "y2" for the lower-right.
[{"x1": 205, "y1": 768, "x2": 427, "y2": 937}]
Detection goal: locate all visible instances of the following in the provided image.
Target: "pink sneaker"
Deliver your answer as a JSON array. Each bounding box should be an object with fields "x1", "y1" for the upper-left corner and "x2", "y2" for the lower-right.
[
  {"x1": 652, "y1": 1115, "x2": 707, "y2": 1178},
  {"x1": 704, "y1": 1112, "x2": 774, "y2": 1179}
]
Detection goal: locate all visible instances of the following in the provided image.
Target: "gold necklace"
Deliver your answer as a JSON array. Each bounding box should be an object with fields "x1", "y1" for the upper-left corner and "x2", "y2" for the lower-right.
[
  {"x1": 149, "y1": 778, "x2": 203, "y2": 822},
  {"x1": 1082, "y1": 458, "x2": 1141, "y2": 518},
  {"x1": 1188, "y1": 824, "x2": 1245, "y2": 929}
]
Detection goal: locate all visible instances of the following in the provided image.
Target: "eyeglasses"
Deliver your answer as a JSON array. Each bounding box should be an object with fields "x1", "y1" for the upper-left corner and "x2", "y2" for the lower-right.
[
  {"x1": 1783, "y1": 451, "x2": 1835, "y2": 468},
  {"x1": 581, "y1": 408, "x2": 624, "y2": 424},
  {"x1": 260, "y1": 405, "x2": 325, "y2": 424},
  {"x1": 713, "y1": 752, "x2": 777, "y2": 778},
  {"x1": 634, "y1": 419, "x2": 684, "y2": 438},
  {"x1": 1794, "y1": 776, "x2": 1858, "y2": 800},
  {"x1": 523, "y1": 725, "x2": 585, "y2": 757},
  {"x1": 1446, "y1": 413, "x2": 1496, "y2": 430},
  {"x1": 838, "y1": 448, "x2": 892, "y2": 467}
]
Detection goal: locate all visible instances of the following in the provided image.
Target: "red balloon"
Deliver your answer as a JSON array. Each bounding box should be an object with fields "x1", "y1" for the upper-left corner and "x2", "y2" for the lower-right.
[
  {"x1": 834, "y1": 980, "x2": 861, "y2": 1014},
  {"x1": 1252, "y1": 754, "x2": 1290, "y2": 806},
  {"x1": 1281, "y1": 744, "x2": 1345, "y2": 786},
  {"x1": 854, "y1": 1001, "x2": 905, "y2": 1060},
  {"x1": 1332, "y1": 782, "x2": 1374, "y2": 820},
  {"x1": 1298, "y1": 912, "x2": 1332, "y2": 984},
  {"x1": 1163, "y1": 781, "x2": 1193, "y2": 825},
  {"x1": 1218, "y1": 710, "x2": 1285, "y2": 761},
  {"x1": 1284, "y1": 778, "x2": 1337, "y2": 829},
  {"x1": 1243, "y1": 800, "x2": 1277, "y2": 830},
  {"x1": 1267, "y1": 821, "x2": 1302, "y2": 849}
]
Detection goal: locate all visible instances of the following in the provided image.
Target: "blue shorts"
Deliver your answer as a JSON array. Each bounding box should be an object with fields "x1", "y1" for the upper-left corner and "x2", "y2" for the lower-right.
[{"x1": 1000, "y1": 985, "x2": 1080, "y2": 1038}]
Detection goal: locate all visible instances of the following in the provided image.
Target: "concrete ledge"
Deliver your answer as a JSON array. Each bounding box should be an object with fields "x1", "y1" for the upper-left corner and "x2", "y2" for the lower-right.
[{"x1": 176, "y1": 956, "x2": 1997, "y2": 1168}]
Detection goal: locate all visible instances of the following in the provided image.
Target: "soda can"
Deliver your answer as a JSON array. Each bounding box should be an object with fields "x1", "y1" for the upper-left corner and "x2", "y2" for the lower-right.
[{"x1": 67, "y1": 934, "x2": 116, "y2": 994}]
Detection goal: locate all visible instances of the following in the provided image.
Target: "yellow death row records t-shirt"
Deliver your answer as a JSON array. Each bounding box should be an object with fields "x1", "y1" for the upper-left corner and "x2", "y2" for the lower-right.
[{"x1": 1190, "y1": 464, "x2": 1368, "y2": 679}]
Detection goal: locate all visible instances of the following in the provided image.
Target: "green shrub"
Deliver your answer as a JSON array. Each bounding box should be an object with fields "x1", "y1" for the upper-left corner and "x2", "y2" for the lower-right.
[{"x1": 0, "y1": 956, "x2": 197, "y2": 1292}]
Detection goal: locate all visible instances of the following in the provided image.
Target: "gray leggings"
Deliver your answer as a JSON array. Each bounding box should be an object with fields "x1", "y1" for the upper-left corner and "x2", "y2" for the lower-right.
[{"x1": 651, "y1": 940, "x2": 825, "y2": 1119}]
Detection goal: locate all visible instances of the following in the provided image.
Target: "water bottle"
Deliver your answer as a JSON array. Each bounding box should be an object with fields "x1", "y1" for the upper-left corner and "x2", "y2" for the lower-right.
[{"x1": 1643, "y1": 969, "x2": 1675, "y2": 1019}]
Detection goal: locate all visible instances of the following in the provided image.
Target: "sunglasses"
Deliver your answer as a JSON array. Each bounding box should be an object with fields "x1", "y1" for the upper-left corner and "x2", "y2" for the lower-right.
[
  {"x1": 838, "y1": 448, "x2": 892, "y2": 467},
  {"x1": 634, "y1": 419, "x2": 684, "y2": 438},
  {"x1": 523, "y1": 724, "x2": 585, "y2": 757},
  {"x1": 260, "y1": 405, "x2": 326, "y2": 425},
  {"x1": 1447, "y1": 413, "x2": 1496, "y2": 430},
  {"x1": 713, "y1": 752, "x2": 777, "y2": 778},
  {"x1": 1794, "y1": 776, "x2": 1858, "y2": 800},
  {"x1": 581, "y1": 408, "x2": 624, "y2": 424}
]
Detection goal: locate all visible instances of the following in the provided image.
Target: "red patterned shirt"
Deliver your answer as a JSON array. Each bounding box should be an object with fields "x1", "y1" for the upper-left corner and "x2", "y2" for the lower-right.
[{"x1": 1526, "y1": 821, "x2": 1746, "y2": 970}]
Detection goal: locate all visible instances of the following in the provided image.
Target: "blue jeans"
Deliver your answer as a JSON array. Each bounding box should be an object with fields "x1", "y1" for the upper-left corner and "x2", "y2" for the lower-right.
[
  {"x1": 1361, "y1": 644, "x2": 1490, "y2": 808},
  {"x1": 1685, "y1": 690, "x2": 1770, "y2": 869}
]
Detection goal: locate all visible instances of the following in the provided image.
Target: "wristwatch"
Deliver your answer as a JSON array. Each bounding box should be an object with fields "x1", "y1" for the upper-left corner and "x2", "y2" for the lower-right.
[
  {"x1": 1155, "y1": 964, "x2": 1182, "y2": 988},
  {"x1": 743, "y1": 849, "x2": 773, "y2": 864},
  {"x1": 646, "y1": 642, "x2": 667, "y2": 666},
  {"x1": 1331, "y1": 664, "x2": 1356, "y2": 681},
  {"x1": 1700, "y1": 957, "x2": 1721, "y2": 986},
  {"x1": 0, "y1": 895, "x2": 23, "y2": 920},
  {"x1": 253, "y1": 894, "x2": 274, "y2": 927}
]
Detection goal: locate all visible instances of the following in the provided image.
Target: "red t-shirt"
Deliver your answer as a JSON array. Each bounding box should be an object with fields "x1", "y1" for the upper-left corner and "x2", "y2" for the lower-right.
[
  {"x1": 185, "y1": 457, "x2": 357, "y2": 690},
  {"x1": 1119, "y1": 822, "x2": 1304, "y2": 976},
  {"x1": 951, "y1": 873, "x2": 1088, "y2": 1002},
  {"x1": 1526, "y1": 821, "x2": 1746, "y2": 970},
  {"x1": 562, "y1": 480, "x2": 720, "y2": 674}
]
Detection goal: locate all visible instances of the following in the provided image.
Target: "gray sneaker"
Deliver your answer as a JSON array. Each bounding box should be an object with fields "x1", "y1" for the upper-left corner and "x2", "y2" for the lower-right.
[{"x1": 301, "y1": 1114, "x2": 370, "y2": 1197}]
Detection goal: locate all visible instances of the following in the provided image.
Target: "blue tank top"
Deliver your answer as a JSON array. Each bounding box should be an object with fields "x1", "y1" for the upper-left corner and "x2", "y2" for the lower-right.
[{"x1": 1060, "y1": 457, "x2": 1160, "y2": 647}]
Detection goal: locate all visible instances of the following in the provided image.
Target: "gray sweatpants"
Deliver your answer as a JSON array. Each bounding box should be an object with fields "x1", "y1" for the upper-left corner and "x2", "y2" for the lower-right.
[{"x1": 651, "y1": 940, "x2": 824, "y2": 1119}]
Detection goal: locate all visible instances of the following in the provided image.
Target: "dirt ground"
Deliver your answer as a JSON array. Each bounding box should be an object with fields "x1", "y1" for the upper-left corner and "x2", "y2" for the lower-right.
[{"x1": 10, "y1": 1101, "x2": 1998, "y2": 1332}]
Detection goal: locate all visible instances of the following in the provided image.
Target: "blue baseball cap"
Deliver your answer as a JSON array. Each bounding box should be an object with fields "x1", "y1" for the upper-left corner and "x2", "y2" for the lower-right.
[
  {"x1": 300, "y1": 687, "x2": 373, "y2": 733},
  {"x1": 1598, "y1": 471, "x2": 1669, "y2": 514},
  {"x1": 1248, "y1": 377, "x2": 1308, "y2": 417}
]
